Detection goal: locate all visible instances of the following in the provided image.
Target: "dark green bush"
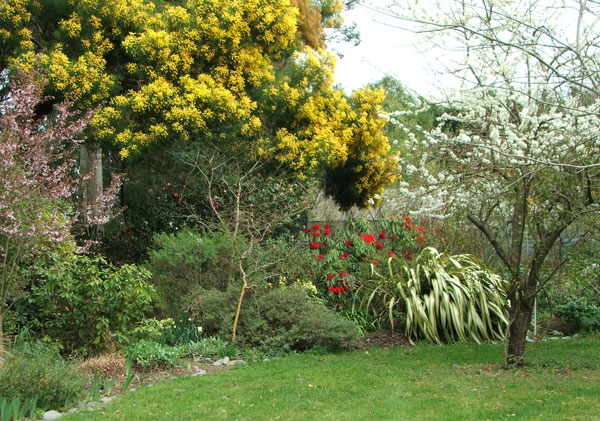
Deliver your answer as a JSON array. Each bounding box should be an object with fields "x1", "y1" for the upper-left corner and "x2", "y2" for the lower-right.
[
  {"x1": 24, "y1": 252, "x2": 155, "y2": 354},
  {"x1": 186, "y1": 285, "x2": 361, "y2": 352},
  {"x1": 0, "y1": 339, "x2": 85, "y2": 411},
  {"x1": 146, "y1": 228, "x2": 242, "y2": 317},
  {"x1": 555, "y1": 297, "x2": 600, "y2": 334}
]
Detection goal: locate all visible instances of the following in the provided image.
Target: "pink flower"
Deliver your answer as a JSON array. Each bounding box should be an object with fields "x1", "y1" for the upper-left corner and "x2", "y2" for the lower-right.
[
  {"x1": 65, "y1": 306, "x2": 70, "y2": 312},
  {"x1": 167, "y1": 183, "x2": 172, "y2": 187}
]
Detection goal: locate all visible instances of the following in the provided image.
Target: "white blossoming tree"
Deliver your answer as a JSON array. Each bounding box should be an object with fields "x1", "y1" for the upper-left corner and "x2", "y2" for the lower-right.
[{"x1": 376, "y1": 0, "x2": 600, "y2": 364}]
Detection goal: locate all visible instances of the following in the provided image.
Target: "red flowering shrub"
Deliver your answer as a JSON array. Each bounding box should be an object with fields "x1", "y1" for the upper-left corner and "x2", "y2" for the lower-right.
[{"x1": 301, "y1": 216, "x2": 427, "y2": 310}]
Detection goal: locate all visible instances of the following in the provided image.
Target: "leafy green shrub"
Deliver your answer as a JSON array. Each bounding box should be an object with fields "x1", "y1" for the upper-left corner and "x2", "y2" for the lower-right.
[
  {"x1": 179, "y1": 337, "x2": 232, "y2": 359},
  {"x1": 555, "y1": 297, "x2": 600, "y2": 334},
  {"x1": 0, "y1": 338, "x2": 85, "y2": 411},
  {"x1": 186, "y1": 285, "x2": 361, "y2": 352},
  {"x1": 362, "y1": 247, "x2": 509, "y2": 344},
  {"x1": 146, "y1": 228, "x2": 243, "y2": 317},
  {"x1": 131, "y1": 318, "x2": 176, "y2": 342},
  {"x1": 24, "y1": 253, "x2": 155, "y2": 354},
  {"x1": 123, "y1": 340, "x2": 182, "y2": 369}
]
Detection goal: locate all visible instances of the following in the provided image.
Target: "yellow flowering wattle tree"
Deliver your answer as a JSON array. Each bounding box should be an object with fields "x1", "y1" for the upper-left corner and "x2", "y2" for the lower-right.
[{"x1": 1, "y1": 0, "x2": 396, "y2": 213}]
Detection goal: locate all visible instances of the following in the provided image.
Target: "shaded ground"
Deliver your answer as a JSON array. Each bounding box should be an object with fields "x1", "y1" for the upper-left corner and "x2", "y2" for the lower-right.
[{"x1": 356, "y1": 331, "x2": 411, "y2": 349}]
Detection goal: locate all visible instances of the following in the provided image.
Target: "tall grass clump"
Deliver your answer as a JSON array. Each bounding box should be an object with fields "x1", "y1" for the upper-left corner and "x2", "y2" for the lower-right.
[{"x1": 0, "y1": 333, "x2": 86, "y2": 412}]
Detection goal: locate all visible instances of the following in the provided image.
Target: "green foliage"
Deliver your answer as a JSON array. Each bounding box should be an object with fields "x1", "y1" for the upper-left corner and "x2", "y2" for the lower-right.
[
  {"x1": 130, "y1": 318, "x2": 175, "y2": 343},
  {"x1": 162, "y1": 318, "x2": 204, "y2": 346},
  {"x1": 123, "y1": 340, "x2": 182, "y2": 369},
  {"x1": 24, "y1": 252, "x2": 155, "y2": 354},
  {"x1": 179, "y1": 337, "x2": 232, "y2": 359},
  {"x1": 0, "y1": 337, "x2": 85, "y2": 412},
  {"x1": 186, "y1": 285, "x2": 361, "y2": 352},
  {"x1": 0, "y1": 396, "x2": 38, "y2": 421},
  {"x1": 146, "y1": 228, "x2": 240, "y2": 317},
  {"x1": 363, "y1": 247, "x2": 509, "y2": 344},
  {"x1": 555, "y1": 297, "x2": 600, "y2": 334}
]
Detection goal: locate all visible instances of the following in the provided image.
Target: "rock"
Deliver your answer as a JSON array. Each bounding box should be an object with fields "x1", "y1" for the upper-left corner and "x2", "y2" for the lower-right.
[
  {"x1": 548, "y1": 337, "x2": 560, "y2": 341},
  {"x1": 67, "y1": 408, "x2": 78, "y2": 414},
  {"x1": 263, "y1": 358, "x2": 270, "y2": 362},
  {"x1": 84, "y1": 401, "x2": 99, "y2": 408},
  {"x1": 127, "y1": 388, "x2": 136, "y2": 393},
  {"x1": 43, "y1": 410, "x2": 63, "y2": 420},
  {"x1": 562, "y1": 336, "x2": 571, "y2": 340},
  {"x1": 213, "y1": 357, "x2": 230, "y2": 366},
  {"x1": 228, "y1": 360, "x2": 246, "y2": 366},
  {"x1": 191, "y1": 369, "x2": 207, "y2": 377},
  {"x1": 100, "y1": 396, "x2": 116, "y2": 404}
]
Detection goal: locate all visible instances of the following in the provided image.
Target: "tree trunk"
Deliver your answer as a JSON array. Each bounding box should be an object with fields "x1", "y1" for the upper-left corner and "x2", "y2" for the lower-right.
[
  {"x1": 0, "y1": 313, "x2": 4, "y2": 365},
  {"x1": 506, "y1": 283, "x2": 535, "y2": 366},
  {"x1": 79, "y1": 141, "x2": 103, "y2": 226}
]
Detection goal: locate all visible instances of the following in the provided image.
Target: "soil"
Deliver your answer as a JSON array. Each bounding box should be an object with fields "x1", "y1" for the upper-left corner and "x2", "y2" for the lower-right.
[{"x1": 356, "y1": 331, "x2": 412, "y2": 349}]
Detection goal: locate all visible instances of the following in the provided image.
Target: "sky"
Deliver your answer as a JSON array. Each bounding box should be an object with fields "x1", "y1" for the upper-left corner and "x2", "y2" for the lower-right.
[{"x1": 330, "y1": 3, "x2": 454, "y2": 98}]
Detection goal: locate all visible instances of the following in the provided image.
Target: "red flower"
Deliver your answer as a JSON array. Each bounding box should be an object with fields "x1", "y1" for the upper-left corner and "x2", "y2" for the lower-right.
[
  {"x1": 343, "y1": 252, "x2": 349, "y2": 258},
  {"x1": 324, "y1": 224, "x2": 331, "y2": 230},
  {"x1": 371, "y1": 259, "x2": 380, "y2": 266},
  {"x1": 338, "y1": 271, "x2": 349, "y2": 277},
  {"x1": 390, "y1": 235, "x2": 396, "y2": 239},
  {"x1": 305, "y1": 227, "x2": 312, "y2": 233},
  {"x1": 313, "y1": 223, "x2": 321, "y2": 230},
  {"x1": 346, "y1": 240, "x2": 353, "y2": 246},
  {"x1": 418, "y1": 226, "x2": 425, "y2": 232},
  {"x1": 318, "y1": 254, "x2": 324, "y2": 260},
  {"x1": 417, "y1": 235, "x2": 424, "y2": 242},
  {"x1": 411, "y1": 224, "x2": 416, "y2": 229},
  {"x1": 360, "y1": 234, "x2": 375, "y2": 243},
  {"x1": 327, "y1": 274, "x2": 335, "y2": 280},
  {"x1": 310, "y1": 242, "x2": 320, "y2": 249},
  {"x1": 328, "y1": 286, "x2": 335, "y2": 292},
  {"x1": 378, "y1": 232, "x2": 386, "y2": 239},
  {"x1": 323, "y1": 228, "x2": 331, "y2": 236},
  {"x1": 404, "y1": 216, "x2": 411, "y2": 223},
  {"x1": 313, "y1": 231, "x2": 321, "y2": 237},
  {"x1": 404, "y1": 251, "x2": 411, "y2": 258},
  {"x1": 375, "y1": 242, "x2": 383, "y2": 249},
  {"x1": 404, "y1": 223, "x2": 410, "y2": 230},
  {"x1": 388, "y1": 251, "x2": 395, "y2": 257}
]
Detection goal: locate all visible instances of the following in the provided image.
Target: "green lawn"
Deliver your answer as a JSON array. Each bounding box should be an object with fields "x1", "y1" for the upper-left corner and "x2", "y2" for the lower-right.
[{"x1": 66, "y1": 337, "x2": 600, "y2": 420}]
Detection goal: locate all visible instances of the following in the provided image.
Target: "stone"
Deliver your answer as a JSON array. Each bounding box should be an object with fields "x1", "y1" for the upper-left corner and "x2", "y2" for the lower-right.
[
  {"x1": 191, "y1": 369, "x2": 207, "y2": 377},
  {"x1": 43, "y1": 410, "x2": 63, "y2": 420},
  {"x1": 84, "y1": 401, "x2": 99, "y2": 408},
  {"x1": 100, "y1": 396, "x2": 116, "y2": 403},
  {"x1": 127, "y1": 388, "x2": 136, "y2": 393},
  {"x1": 228, "y1": 360, "x2": 246, "y2": 366},
  {"x1": 67, "y1": 408, "x2": 78, "y2": 414}
]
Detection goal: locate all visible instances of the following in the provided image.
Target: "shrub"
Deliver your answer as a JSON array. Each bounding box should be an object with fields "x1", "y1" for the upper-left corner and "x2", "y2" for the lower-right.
[
  {"x1": 123, "y1": 340, "x2": 182, "y2": 369},
  {"x1": 360, "y1": 247, "x2": 509, "y2": 344},
  {"x1": 186, "y1": 285, "x2": 361, "y2": 352},
  {"x1": 179, "y1": 337, "x2": 232, "y2": 359},
  {"x1": 555, "y1": 297, "x2": 600, "y2": 334},
  {"x1": 0, "y1": 337, "x2": 86, "y2": 411},
  {"x1": 145, "y1": 228, "x2": 243, "y2": 317},
  {"x1": 24, "y1": 252, "x2": 155, "y2": 354}
]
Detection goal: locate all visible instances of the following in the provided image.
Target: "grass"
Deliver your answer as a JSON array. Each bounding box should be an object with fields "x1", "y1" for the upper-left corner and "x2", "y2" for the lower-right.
[{"x1": 65, "y1": 337, "x2": 600, "y2": 420}]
